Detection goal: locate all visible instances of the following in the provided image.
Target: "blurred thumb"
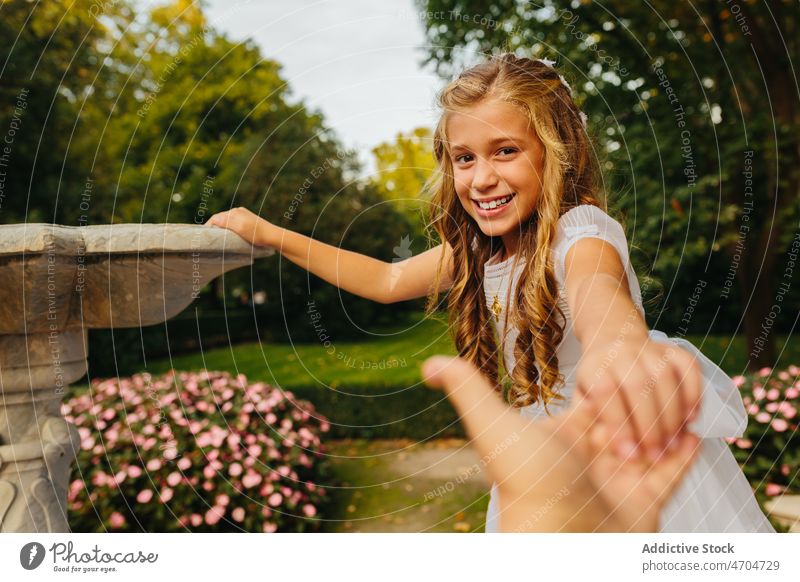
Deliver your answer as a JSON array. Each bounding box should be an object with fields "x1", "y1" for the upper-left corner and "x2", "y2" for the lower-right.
[{"x1": 421, "y1": 355, "x2": 508, "y2": 418}]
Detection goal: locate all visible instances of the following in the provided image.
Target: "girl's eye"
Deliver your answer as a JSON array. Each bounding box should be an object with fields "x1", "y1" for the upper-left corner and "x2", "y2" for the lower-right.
[
  {"x1": 498, "y1": 147, "x2": 517, "y2": 156},
  {"x1": 454, "y1": 154, "x2": 473, "y2": 164}
]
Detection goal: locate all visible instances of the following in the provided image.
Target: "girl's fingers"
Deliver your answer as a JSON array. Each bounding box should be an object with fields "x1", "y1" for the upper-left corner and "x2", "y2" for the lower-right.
[
  {"x1": 620, "y1": 365, "x2": 671, "y2": 461},
  {"x1": 583, "y1": 374, "x2": 638, "y2": 459},
  {"x1": 205, "y1": 212, "x2": 227, "y2": 227},
  {"x1": 675, "y1": 350, "x2": 703, "y2": 424},
  {"x1": 655, "y1": 364, "x2": 687, "y2": 455},
  {"x1": 642, "y1": 431, "x2": 700, "y2": 505}
]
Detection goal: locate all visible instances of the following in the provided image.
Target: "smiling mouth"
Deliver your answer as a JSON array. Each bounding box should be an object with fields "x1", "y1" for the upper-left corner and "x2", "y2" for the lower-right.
[{"x1": 472, "y1": 193, "x2": 516, "y2": 213}]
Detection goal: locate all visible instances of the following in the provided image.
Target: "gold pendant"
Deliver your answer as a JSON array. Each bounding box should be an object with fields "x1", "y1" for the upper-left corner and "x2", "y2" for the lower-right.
[{"x1": 490, "y1": 294, "x2": 502, "y2": 322}]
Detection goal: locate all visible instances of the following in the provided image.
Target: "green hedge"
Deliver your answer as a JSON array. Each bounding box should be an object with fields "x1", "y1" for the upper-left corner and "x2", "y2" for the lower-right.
[{"x1": 289, "y1": 384, "x2": 465, "y2": 440}]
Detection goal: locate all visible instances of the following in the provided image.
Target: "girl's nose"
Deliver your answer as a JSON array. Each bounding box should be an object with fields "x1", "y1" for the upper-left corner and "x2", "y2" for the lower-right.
[{"x1": 471, "y1": 158, "x2": 499, "y2": 191}]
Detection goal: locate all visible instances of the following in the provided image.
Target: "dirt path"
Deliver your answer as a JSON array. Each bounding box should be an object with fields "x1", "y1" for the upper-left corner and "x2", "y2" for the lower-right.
[{"x1": 320, "y1": 438, "x2": 490, "y2": 532}]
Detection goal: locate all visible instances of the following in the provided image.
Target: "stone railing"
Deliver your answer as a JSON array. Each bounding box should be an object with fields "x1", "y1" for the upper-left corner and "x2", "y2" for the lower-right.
[{"x1": 0, "y1": 224, "x2": 272, "y2": 532}]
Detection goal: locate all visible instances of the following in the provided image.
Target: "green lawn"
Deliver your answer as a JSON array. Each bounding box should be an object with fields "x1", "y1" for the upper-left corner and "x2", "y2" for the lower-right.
[
  {"x1": 318, "y1": 438, "x2": 489, "y2": 532},
  {"x1": 139, "y1": 313, "x2": 457, "y2": 390}
]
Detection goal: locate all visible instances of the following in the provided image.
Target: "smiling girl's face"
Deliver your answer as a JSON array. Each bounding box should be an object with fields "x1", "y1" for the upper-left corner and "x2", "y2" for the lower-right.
[{"x1": 446, "y1": 97, "x2": 545, "y2": 258}]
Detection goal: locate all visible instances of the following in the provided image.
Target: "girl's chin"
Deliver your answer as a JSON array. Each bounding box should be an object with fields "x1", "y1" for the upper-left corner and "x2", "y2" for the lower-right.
[{"x1": 477, "y1": 225, "x2": 513, "y2": 240}]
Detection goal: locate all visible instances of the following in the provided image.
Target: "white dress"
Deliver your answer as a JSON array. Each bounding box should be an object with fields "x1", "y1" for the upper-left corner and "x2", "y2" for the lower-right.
[{"x1": 482, "y1": 204, "x2": 774, "y2": 533}]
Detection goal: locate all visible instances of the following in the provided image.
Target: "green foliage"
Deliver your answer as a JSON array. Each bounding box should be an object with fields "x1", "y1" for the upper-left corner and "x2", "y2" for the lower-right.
[{"x1": 370, "y1": 127, "x2": 437, "y2": 236}]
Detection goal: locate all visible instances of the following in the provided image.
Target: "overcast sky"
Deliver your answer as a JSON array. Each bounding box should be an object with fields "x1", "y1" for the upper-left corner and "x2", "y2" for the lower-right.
[{"x1": 197, "y1": 0, "x2": 446, "y2": 178}]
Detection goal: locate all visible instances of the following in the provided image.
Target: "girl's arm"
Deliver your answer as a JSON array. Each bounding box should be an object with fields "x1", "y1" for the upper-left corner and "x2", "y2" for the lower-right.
[
  {"x1": 205, "y1": 207, "x2": 454, "y2": 304},
  {"x1": 564, "y1": 237, "x2": 702, "y2": 461}
]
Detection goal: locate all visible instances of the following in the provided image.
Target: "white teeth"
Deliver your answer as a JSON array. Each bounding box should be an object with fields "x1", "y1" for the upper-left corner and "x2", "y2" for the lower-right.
[{"x1": 478, "y1": 194, "x2": 514, "y2": 210}]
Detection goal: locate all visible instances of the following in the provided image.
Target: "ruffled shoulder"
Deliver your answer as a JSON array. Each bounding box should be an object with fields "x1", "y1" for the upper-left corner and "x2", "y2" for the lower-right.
[{"x1": 552, "y1": 204, "x2": 644, "y2": 316}]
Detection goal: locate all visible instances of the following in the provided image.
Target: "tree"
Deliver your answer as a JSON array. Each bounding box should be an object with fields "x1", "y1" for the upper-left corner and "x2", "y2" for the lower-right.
[{"x1": 370, "y1": 126, "x2": 437, "y2": 237}]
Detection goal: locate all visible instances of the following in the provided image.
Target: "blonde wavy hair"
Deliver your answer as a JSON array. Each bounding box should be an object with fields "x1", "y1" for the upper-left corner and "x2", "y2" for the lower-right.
[{"x1": 424, "y1": 52, "x2": 605, "y2": 410}]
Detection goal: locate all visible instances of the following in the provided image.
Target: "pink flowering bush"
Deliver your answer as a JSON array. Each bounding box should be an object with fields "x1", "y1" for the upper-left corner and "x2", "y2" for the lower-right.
[
  {"x1": 727, "y1": 365, "x2": 799, "y2": 502},
  {"x1": 63, "y1": 370, "x2": 330, "y2": 532}
]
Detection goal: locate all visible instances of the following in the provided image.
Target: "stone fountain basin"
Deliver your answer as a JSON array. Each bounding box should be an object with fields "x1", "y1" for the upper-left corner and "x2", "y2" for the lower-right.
[{"x1": 0, "y1": 223, "x2": 273, "y2": 391}]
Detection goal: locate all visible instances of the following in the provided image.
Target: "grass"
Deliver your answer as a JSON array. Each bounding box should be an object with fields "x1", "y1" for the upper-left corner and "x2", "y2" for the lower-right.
[
  {"x1": 317, "y1": 438, "x2": 489, "y2": 533},
  {"x1": 128, "y1": 325, "x2": 796, "y2": 391},
  {"x1": 136, "y1": 312, "x2": 456, "y2": 391}
]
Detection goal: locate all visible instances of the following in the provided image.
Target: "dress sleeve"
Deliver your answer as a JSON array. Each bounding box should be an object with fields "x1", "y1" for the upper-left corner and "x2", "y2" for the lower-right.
[{"x1": 553, "y1": 205, "x2": 645, "y2": 318}]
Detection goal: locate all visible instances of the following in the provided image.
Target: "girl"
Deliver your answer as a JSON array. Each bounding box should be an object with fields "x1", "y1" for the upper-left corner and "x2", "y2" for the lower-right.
[{"x1": 207, "y1": 53, "x2": 774, "y2": 533}]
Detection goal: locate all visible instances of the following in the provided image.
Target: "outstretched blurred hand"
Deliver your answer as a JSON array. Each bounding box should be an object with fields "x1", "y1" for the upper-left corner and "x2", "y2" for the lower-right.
[{"x1": 421, "y1": 355, "x2": 699, "y2": 532}]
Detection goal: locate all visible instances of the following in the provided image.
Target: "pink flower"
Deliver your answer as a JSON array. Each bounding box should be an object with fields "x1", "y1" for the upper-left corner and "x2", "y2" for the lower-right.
[
  {"x1": 160, "y1": 488, "x2": 174, "y2": 503},
  {"x1": 262, "y1": 522, "x2": 277, "y2": 533},
  {"x1": 91, "y1": 472, "x2": 108, "y2": 487},
  {"x1": 232, "y1": 507, "x2": 245, "y2": 522},
  {"x1": 765, "y1": 483, "x2": 785, "y2": 496},
  {"x1": 215, "y1": 494, "x2": 230, "y2": 507},
  {"x1": 127, "y1": 465, "x2": 143, "y2": 478},
  {"x1": 302, "y1": 504, "x2": 317, "y2": 518},
  {"x1": 242, "y1": 473, "x2": 262, "y2": 488},
  {"x1": 167, "y1": 472, "x2": 182, "y2": 487},
  {"x1": 229, "y1": 463, "x2": 243, "y2": 477},
  {"x1": 732, "y1": 375, "x2": 746, "y2": 388},
  {"x1": 267, "y1": 493, "x2": 283, "y2": 507},
  {"x1": 758, "y1": 367, "x2": 772, "y2": 377},
  {"x1": 146, "y1": 459, "x2": 162, "y2": 471},
  {"x1": 205, "y1": 506, "x2": 225, "y2": 526},
  {"x1": 786, "y1": 388, "x2": 799, "y2": 399},
  {"x1": 178, "y1": 457, "x2": 191, "y2": 471},
  {"x1": 766, "y1": 388, "x2": 780, "y2": 401},
  {"x1": 755, "y1": 412, "x2": 772, "y2": 424},
  {"x1": 190, "y1": 513, "x2": 203, "y2": 527},
  {"x1": 203, "y1": 465, "x2": 216, "y2": 480},
  {"x1": 735, "y1": 439, "x2": 752, "y2": 449},
  {"x1": 137, "y1": 489, "x2": 153, "y2": 503},
  {"x1": 109, "y1": 512, "x2": 126, "y2": 528},
  {"x1": 771, "y1": 418, "x2": 789, "y2": 432}
]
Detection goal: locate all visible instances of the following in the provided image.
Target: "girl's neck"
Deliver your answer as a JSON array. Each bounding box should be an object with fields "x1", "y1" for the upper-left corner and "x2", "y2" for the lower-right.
[{"x1": 501, "y1": 234, "x2": 519, "y2": 262}]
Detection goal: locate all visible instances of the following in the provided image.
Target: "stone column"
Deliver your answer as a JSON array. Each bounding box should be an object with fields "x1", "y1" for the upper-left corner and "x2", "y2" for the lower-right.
[{"x1": 0, "y1": 224, "x2": 272, "y2": 532}]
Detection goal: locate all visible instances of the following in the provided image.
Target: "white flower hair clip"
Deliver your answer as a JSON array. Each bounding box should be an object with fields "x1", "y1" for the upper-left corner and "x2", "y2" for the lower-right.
[
  {"x1": 534, "y1": 58, "x2": 573, "y2": 95},
  {"x1": 534, "y1": 58, "x2": 587, "y2": 129}
]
